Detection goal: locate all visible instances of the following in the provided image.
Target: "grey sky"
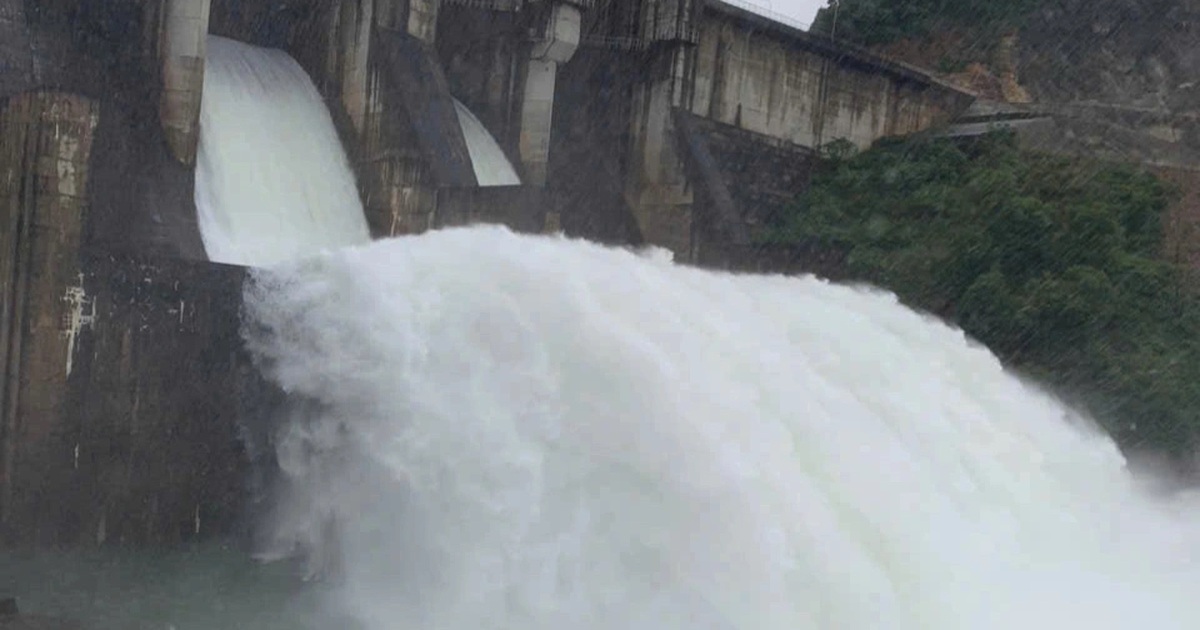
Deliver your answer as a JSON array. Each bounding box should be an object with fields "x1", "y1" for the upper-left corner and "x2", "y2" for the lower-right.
[{"x1": 738, "y1": 0, "x2": 827, "y2": 29}]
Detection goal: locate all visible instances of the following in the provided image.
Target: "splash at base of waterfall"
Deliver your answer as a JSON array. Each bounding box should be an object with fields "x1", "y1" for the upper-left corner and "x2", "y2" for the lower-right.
[{"x1": 242, "y1": 225, "x2": 1200, "y2": 630}]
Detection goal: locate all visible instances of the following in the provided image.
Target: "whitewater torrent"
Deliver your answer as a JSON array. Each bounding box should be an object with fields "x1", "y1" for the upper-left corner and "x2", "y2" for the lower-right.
[
  {"x1": 195, "y1": 35, "x2": 371, "y2": 266},
  {"x1": 193, "y1": 32, "x2": 1200, "y2": 630},
  {"x1": 453, "y1": 99, "x2": 522, "y2": 186},
  {"x1": 242, "y1": 227, "x2": 1200, "y2": 630}
]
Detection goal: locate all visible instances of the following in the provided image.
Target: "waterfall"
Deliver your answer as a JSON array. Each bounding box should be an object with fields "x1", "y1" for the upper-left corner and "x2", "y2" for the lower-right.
[
  {"x1": 194, "y1": 35, "x2": 371, "y2": 267},
  {"x1": 453, "y1": 98, "x2": 522, "y2": 186}
]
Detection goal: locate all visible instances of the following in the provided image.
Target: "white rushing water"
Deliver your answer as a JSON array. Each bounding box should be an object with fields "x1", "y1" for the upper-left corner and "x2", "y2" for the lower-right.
[
  {"x1": 242, "y1": 226, "x2": 1200, "y2": 630},
  {"x1": 193, "y1": 33, "x2": 1200, "y2": 629},
  {"x1": 453, "y1": 99, "x2": 522, "y2": 186},
  {"x1": 195, "y1": 36, "x2": 371, "y2": 267}
]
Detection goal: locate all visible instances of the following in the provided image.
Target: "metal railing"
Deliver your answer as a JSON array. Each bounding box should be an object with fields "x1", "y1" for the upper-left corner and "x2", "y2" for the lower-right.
[{"x1": 441, "y1": 0, "x2": 524, "y2": 10}]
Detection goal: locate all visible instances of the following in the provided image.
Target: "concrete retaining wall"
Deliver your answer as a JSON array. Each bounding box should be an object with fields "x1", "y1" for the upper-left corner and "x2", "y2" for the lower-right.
[{"x1": 622, "y1": 0, "x2": 976, "y2": 261}]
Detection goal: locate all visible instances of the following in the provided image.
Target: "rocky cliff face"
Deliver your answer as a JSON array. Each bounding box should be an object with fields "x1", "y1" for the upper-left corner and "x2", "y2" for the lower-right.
[
  {"x1": 1020, "y1": 0, "x2": 1200, "y2": 265},
  {"x1": 867, "y1": 0, "x2": 1200, "y2": 271},
  {"x1": 1018, "y1": 0, "x2": 1200, "y2": 271},
  {"x1": 1019, "y1": 0, "x2": 1200, "y2": 112},
  {"x1": 875, "y1": 0, "x2": 1199, "y2": 119}
]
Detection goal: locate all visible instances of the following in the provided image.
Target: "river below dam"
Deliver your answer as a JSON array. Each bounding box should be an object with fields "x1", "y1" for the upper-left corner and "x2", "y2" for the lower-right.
[{"x1": 0, "y1": 545, "x2": 356, "y2": 630}]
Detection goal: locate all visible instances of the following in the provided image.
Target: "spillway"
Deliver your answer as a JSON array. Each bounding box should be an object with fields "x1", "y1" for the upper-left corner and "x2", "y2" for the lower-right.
[
  {"x1": 453, "y1": 99, "x2": 522, "y2": 186},
  {"x1": 242, "y1": 227, "x2": 1200, "y2": 630},
  {"x1": 194, "y1": 37, "x2": 520, "y2": 268},
  {"x1": 195, "y1": 35, "x2": 371, "y2": 267}
]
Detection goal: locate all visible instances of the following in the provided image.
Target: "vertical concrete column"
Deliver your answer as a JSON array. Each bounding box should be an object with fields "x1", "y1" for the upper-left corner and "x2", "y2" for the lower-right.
[
  {"x1": 519, "y1": 59, "x2": 559, "y2": 187},
  {"x1": 627, "y1": 44, "x2": 697, "y2": 260},
  {"x1": 367, "y1": 0, "x2": 458, "y2": 235},
  {"x1": 159, "y1": 0, "x2": 211, "y2": 166},
  {"x1": 519, "y1": 2, "x2": 581, "y2": 187},
  {"x1": 333, "y1": 0, "x2": 375, "y2": 134},
  {"x1": 0, "y1": 92, "x2": 100, "y2": 544}
]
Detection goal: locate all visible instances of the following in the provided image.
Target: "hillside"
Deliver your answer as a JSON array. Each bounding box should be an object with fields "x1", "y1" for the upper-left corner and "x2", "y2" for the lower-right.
[
  {"x1": 811, "y1": 0, "x2": 1200, "y2": 273},
  {"x1": 793, "y1": 1, "x2": 1200, "y2": 461},
  {"x1": 814, "y1": 0, "x2": 1200, "y2": 126}
]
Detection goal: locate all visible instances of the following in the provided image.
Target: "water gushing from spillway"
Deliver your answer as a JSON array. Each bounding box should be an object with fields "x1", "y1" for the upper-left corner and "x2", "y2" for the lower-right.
[
  {"x1": 193, "y1": 30, "x2": 1200, "y2": 630},
  {"x1": 195, "y1": 36, "x2": 371, "y2": 267},
  {"x1": 243, "y1": 226, "x2": 1200, "y2": 630},
  {"x1": 194, "y1": 36, "x2": 521, "y2": 267},
  {"x1": 453, "y1": 99, "x2": 522, "y2": 186}
]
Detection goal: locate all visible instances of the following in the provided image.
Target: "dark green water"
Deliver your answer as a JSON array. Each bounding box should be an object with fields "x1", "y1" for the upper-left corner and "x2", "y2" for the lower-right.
[{"x1": 0, "y1": 545, "x2": 357, "y2": 630}]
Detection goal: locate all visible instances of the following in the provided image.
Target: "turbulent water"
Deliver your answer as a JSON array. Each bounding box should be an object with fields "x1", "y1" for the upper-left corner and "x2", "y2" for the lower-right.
[
  {"x1": 191, "y1": 33, "x2": 1200, "y2": 630},
  {"x1": 242, "y1": 227, "x2": 1200, "y2": 630},
  {"x1": 195, "y1": 36, "x2": 371, "y2": 266}
]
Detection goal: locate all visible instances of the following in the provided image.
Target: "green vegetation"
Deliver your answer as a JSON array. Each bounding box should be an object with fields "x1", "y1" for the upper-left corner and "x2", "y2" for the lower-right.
[
  {"x1": 811, "y1": 0, "x2": 1042, "y2": 46},
  {"x1": 768, "y1": 131, "x2": 1200, "y2": 455}
]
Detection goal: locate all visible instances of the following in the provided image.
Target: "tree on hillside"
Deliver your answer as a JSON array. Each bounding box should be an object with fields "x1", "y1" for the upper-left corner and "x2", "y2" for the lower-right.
[
  {"x1": 812, "y1": 0, "x2": 1042, "y2": 45},
  {"x1": 768, "y1": 131, "x2": 1200, "y2": 456}
]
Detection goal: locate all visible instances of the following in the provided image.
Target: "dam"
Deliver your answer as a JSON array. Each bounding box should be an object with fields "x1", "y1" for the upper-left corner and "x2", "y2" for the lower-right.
[
  {"x1": 5, "y1": 1, "x2": 1200, "y2": 628},
  {"x1": 0, "y1": 0, "x2": 975, "y2": 547}
]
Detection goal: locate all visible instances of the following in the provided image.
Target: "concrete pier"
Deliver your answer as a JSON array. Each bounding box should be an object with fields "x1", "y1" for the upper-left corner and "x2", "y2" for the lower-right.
[
  {"x1": 159, "y1": 0, "x2": 213, "y2": 165},
  {"x1": 519, "y1": 2, "x2": 581, "y2": 186}
]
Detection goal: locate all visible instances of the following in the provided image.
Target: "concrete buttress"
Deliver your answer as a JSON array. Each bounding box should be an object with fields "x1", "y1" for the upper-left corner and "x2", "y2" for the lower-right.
[
  {"x1": 519, "y1": 2, "x2": 581, "y2": 187},
  {"x1": 159, "y1": 0, "x2": 212, "y2": 166}
]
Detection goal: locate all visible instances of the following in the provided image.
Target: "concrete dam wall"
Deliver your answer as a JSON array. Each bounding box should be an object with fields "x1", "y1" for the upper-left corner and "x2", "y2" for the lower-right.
[{"x1": 0, "y1": 0, "x2": 975, "y2": 547}]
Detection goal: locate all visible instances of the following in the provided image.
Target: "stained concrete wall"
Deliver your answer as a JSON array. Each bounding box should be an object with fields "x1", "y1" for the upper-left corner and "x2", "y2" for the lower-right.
[
  {"x1": 676, "y1": 110, "x2": 817, "y2": 252},
  {"x1": 0, "y1": 1, "x2": 31, "y2": 98},
  {"x1": 0, "y1": 90, "x2": 257, "y2": 547},
  {"x1": 623, "y1": 0, "x2": 976, "y2": 261},
  {"x1": 0, "y1": 92, "x2": 99, "y2": 544},
  {"x1": 550, "y1": 47, "x2": 645, "y2": 246},
  {"x1": 49, "y1": 254, "x2": 253, "y2": 547},
  {"x1": 690, "y1": 5, "x2": 973, "y2": 151},
  {"x1": 282, "y1": 0, "x2": 483, "y2": 236},
  {"x1": 435, "y1": 186, "x2": 551, "y2": 233}
]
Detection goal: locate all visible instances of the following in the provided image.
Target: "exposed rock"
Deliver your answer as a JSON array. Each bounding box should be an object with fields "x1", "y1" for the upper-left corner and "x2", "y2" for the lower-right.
[
  {"x1": 1019, "y1": 0, "x2": 1200, "y2": 113},
  {"x1": 874, "y1": 1, "x2": 1200, "y2": 274},
  {"x1": 873, "y1": 0, "x2": 1199, "y2": 126}
]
